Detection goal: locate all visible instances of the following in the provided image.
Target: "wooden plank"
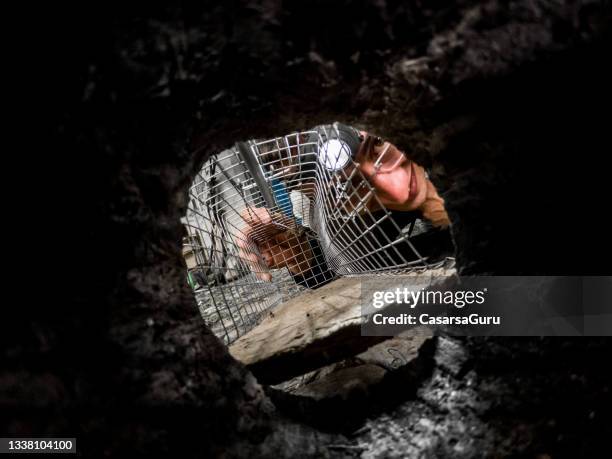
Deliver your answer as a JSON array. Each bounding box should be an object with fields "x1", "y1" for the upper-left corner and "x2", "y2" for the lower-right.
[{"x1": 229, "y1": 269, "x2": 455, "y2": 384}]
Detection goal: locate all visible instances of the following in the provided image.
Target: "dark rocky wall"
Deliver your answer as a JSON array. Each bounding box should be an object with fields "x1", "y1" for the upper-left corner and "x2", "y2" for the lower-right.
[{"x1": 4, "y1": 0, "x2": 612, "y2": 457}]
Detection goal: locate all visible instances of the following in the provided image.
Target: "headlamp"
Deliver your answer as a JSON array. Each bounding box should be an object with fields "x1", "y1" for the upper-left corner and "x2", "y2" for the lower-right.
[
  {"x1": 318, "y1": 138, "x2": 352, "y2": 171},
  {"x1": 308, "y1": 122, "x2": 362, "y2": 172}
]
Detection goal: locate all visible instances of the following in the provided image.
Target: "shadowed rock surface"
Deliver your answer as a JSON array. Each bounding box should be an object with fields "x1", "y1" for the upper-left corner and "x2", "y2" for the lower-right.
[{"x1": 4, "y1": 0, "x2": 612, "y2": 457}]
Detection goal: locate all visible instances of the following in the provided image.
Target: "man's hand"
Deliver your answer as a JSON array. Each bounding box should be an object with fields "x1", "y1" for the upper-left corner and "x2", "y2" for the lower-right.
[{"x1": 235, "y1": 207, "x2": 314, "y2": 281}]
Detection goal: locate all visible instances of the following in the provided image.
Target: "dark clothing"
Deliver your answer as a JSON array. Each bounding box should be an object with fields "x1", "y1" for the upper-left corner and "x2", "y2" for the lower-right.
[{"x1": 291, "y1": 238, "x2": 337, "y2": 289}]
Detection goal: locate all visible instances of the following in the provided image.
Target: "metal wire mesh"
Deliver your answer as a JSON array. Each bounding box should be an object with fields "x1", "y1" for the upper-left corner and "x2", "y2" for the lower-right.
[{"x1": 182, "y1": 127, "x2": 452, "y2": 344}]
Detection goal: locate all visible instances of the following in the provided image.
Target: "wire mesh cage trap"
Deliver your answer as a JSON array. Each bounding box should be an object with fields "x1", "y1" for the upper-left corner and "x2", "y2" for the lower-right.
[{"x1": 182, "y1": 123, "x2": 454, "y2": 344}]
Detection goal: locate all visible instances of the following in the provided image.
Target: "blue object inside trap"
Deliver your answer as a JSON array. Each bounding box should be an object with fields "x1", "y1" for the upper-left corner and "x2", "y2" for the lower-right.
[{"x1": 270, "y1": 177, "x2": 302, "y2": 225}]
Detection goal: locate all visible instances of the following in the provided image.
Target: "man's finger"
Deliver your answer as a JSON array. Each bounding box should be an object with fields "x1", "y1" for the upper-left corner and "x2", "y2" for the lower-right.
[{"x1": 235, "y1": 228, "x2": 272, "y2": 281}]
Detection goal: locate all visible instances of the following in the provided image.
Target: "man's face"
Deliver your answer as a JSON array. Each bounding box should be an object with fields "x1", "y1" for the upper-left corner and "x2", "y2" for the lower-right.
[{"x1": 354, "y1": 132, "x2": 429, "y2": 212}]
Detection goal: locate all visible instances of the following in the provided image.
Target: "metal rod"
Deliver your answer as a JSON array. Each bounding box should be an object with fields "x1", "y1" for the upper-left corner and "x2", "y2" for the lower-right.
[{"x1": 236, "y1": 141, "x2": 277, "y2": 208}]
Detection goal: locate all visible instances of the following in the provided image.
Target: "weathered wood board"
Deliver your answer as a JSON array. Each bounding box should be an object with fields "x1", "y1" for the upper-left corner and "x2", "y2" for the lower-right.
[{"x1": 229, "y1": 269, "x2": 455, "y2": 384}]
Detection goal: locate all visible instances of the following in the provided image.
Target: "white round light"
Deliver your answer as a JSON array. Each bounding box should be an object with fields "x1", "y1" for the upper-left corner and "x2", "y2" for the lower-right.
[{"x1": 319, "y1": 139, "x2": 351, "y2": 171}]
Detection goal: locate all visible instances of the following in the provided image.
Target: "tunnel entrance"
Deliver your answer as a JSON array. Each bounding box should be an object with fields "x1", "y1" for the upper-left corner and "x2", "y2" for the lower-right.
[{"x1": 181, "y1": 122, "x2": 456, "y2": 388}]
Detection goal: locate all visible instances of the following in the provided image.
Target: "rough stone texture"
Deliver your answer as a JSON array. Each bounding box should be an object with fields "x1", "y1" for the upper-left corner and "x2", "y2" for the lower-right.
[
  {"x1": 270, "y1": 328, "x2": 432, "y2": 393},
  {"x1": 6, "y1": 0, "x2": 612, "y2": 457},
  {"x1": 357, "y1": 337, "x2": 612, "y2": 458},
  {"x1": 294, "y1": 365, "x2": 388, "y2": 400},
  {"x1": 266, "y1": 333, "x2": 438, "y2": 434},
  {"x1": 230, "y1": 277, "x2": 371, "y2": 384},
  {"x1": 229, "y1": 272, "x2": 449, "y2": 384}
]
